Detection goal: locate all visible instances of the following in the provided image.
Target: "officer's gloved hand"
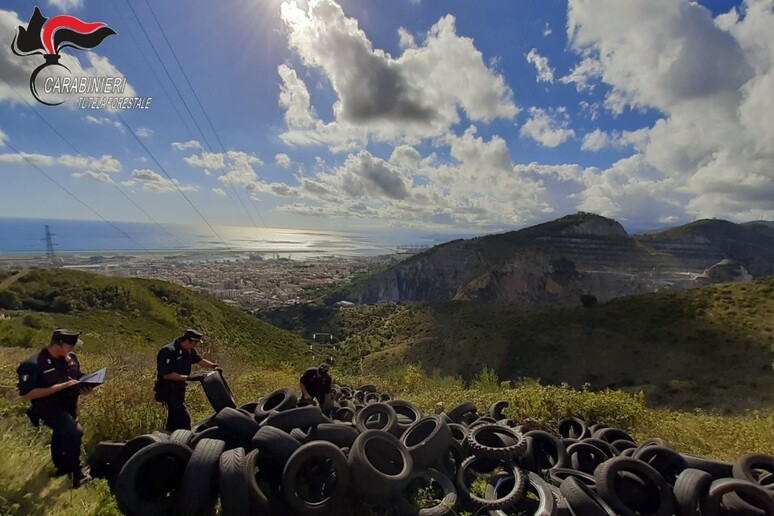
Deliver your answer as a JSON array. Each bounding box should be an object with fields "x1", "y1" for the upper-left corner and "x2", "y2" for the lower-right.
[
  {"x1": 187, "y1": 374, "x2": 206, "y2": 383},
  {"x1": 212, "y1": 364, "x2": 223, "y2": 373}
]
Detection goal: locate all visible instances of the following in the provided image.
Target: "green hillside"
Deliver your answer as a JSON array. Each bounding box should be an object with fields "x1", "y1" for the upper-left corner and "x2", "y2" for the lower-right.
[
  {"x1": 0, "y1": 268, "x2": 308, "y2": 365},
  {"x1": 265, "y1": 277, "x2": 774, "y2": 412}
]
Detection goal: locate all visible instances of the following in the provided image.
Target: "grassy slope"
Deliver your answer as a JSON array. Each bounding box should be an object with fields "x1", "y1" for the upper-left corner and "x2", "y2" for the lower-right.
[
  {"x1": 0, "y1": 269, "x2": 309, "y2": 365},
  {"x1": 273, "y1": 277, "x2": 774, "y2": 412}
]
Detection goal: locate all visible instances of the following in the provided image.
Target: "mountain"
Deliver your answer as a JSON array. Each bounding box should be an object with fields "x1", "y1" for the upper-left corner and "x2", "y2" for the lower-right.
[
  {"x1": 334, "y1": 213, "x2": 774, "y2": 305},
  {"x1": 0, "y1": 269, "x2": 308, "y2": 365},
  {"x1": 264, "y1": 277, "x2": 774, "y2": 412}
]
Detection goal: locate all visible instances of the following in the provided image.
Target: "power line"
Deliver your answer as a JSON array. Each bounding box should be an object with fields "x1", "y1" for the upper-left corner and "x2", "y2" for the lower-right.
[
  {"x1": 141, "y1": 0, "x2": 269, "y2": 232},
  {"x1": 2, "y1": 139, "x2": 152, "y2": 253},
  {"x1": 0, "y1": 74, "x2": 188, "y2": 251},
  {"x1": 116, "y1": 113, "x2": 232, "y2": 250}
]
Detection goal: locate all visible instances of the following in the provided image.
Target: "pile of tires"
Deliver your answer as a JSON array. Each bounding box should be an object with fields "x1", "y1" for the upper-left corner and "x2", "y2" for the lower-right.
[{"x1": 91, "y1": 376, "x2": 774, "y2": 515}]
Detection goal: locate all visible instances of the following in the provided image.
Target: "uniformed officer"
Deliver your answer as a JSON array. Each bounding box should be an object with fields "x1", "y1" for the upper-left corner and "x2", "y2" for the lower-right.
[
  {"x1": 154, "y1": 329, "x2": 220, "y2": 431},
  {"x1": 17, "y1": 329, "x2": 93, "y2": 488},
  {"x1": 299, "y1": 362, "x2": 333, "y2": 407}
]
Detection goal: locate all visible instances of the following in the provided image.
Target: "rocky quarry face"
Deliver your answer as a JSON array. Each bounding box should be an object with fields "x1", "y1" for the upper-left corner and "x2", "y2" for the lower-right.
[{"x1": 349, "y1": 214, "x2": 774, "y2": 306}]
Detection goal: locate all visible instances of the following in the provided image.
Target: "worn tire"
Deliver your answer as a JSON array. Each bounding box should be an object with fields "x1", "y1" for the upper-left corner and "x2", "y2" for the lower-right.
[
  {"x1": 170, "y1": 429, "x2": 194, "y2": 446},
  {"x1": 396, "y1": 467, "x2": 457, "y2": 516},
  {"x1": 354, "y1": 402, "x2": 398, "y2": 434},
  {"x1": 468, "y1": 424, "x2": 526, "y2": 460},
  {"x1": 251, "y1": 426, "x2": 302, "y2": 463},
  {"x1": 633, "y1": 444, "x2": 687, "y2": 486},
  {"x1": 115, "y1": 441, "x2": 192, "y2": 516},
  {"x1": 348, "y1": 429, "x2": 413, "y2": 500},
  {"x1": 255, "y1": 388, "x2": 298, "y2": 421},
  {"x1": 402, "y1": 416, "x2": 455, "y2": 469},
  {"x1": 487, "y1": 471, "x2": 557, "y2": 516},
  {"x1": 673, "y1": 468, "x2": 713, "y2": 516},
  {"x1": 680, "y1": 453, "x2": 733, "y2": 479},
  {"x1": 447, "y1": 402, "x2": 477, "y2": 424},
  {"x1": 388, "y1": 400, "x2": 423, "y2": 434},
  {"x1": 262, "y1": 405, "x2": 330, "y2": 432},
  {"x1": 282, "y1": 441, "x2": 350, "y2": 515},
  {"x1": 306, "y1": 423, "x2": 359, "y2": 449},
  {"x1": 704, "y1": 478, "x2": 774, "y2": 516},
  {"x1": 524, "y1": 430, "x2": 569, "y2": 473},
  {"x1": 178, "y1": 438, "x2": 226, "y2": 516},
  {"x1": 568, "y1": 442, "x2": 609, "y2": 474},
  {"x1": 594, "y1": 456, "x2": 674, "y2": 516},
  {"x1": 559, "y1": 476, "x2": 617, "y2": 516},
  {"x1": 219, "y1": 448, "x2": 250, "y2": 516},
  {"x1": 215, "y1": 407, "x2": 260, "y2": 447},
  {"x1": 558, "y1": 417, "x2": 590, "y2": 440},
  {"x1": 456, "y1": 457, "x2": 525, "y2": 510},
  {"x1": 113, "y1": 433, "x2": 168, "y2": 481},
  {"x1": 201, "y1": 371, "x2": 236, "y2": 413},
  {"x1": 488, "y1": 401, "x2": 509, "y2": 420}
]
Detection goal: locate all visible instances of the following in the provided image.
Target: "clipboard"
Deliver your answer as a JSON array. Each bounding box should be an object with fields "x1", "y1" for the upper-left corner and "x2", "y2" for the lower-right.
[{"x1": 78, "y1": 368, "x2": 107, "y2": 386}]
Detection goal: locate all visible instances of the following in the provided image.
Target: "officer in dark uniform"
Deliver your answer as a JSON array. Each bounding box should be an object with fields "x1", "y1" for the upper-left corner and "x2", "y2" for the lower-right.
[
  {"x1": 154, "y1": 329, "x2": 220, "y2": 431},
  {"x1": 17, "y1": 329, "x2": 93, "y2": 488},
  {"x1": 299, "y1": 362, "x2": 333, "y2": 407}
]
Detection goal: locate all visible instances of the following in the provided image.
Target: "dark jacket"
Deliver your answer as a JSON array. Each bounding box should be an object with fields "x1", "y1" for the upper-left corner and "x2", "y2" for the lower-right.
[
  {"x1": 154, "y1": 340, "x2": 202, "y2": 402},
  {"x1": 17, "y1": 348, "x2": 83, "y2": 416}
]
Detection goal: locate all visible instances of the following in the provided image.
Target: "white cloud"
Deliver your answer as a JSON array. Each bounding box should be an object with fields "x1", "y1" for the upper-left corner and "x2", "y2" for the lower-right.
[
  {"x1": 83, "y1": 116, "x2": 123, "y2": 132},
  {"x1": 125, "y1": 169, "x2": 200, "y2": 194},
  {"x1": 212, "y1": 188, "x2": 227, "y2": 197},
  {"x1": 560, "y1": 57, "x2": 604, "y2": 92},
  {"x1": 136, "y1": 127, "x2": 153, "y2": 138},
  {"x1": 278, "y1": 1, "x2": 517, "y2": 145},
  {"x1": 398, "y1": 27, "x2": 416, "y2": 49},
  {"x1": 0, "y1": 128, "x2": 6, "y2": 147},
  {"x1": 184, "y1": 152, "x2": 226, "y2": 170},
  {"x1": 565, "y1": 0, "x2": 774, "y2": 221},
  {"x1": 48, "y1": 0, "x2": 84, "y2": 10},
  {"x1": 185, "y1": 150, "x2": 264, "y2": 189},
  {"x1": 172, "y1": 140, "x2": 202, "y2": 151},
  {"x1": 0, "y1": 152, "x2": 55, "y2": 166},
  {"x1": 526, "y1": 48, "x2": 555, "y2": 83},
  {"x1": 543, "y1": 23, "x2": 553, "y2": 37},
  {"x1": 71, "y1": 171, "x2": 113, "y2": 183},
  {"x1": 520, "y1": 107, "x2": 576, "y2": 147},
  {"x1": 58, "y1": 154, "x2": 121, "y2": 174},
  {"x1": 275, "y1": 153, "x2": 292, "y2": 168}
]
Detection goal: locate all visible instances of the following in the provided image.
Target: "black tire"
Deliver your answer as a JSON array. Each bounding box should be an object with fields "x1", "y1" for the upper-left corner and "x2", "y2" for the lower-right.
[
  {"x1": 733, "y1": 453, "x2": 774, "y2": 492},
  {"x1": 170, "y1": 429, "x2": 194, "y2": 446},
  {"x1": 387, "y1": 400, "x2": 423, "y2": 433},
  {"x1": 306, "y1": 423, "x2": 359, "y2": 449},
  {"x1": 354, "y1": 402, "x2": 398, "y2": 434},
  {"x1": 332, "y1": 407, "x2": 356, "y2": 423},
  {"x1": 243, "y1": 448, "x2": 280, "y2": 512},
  {"x1": 447, "y1": 401, "x2": 477, "y2": 423},
  {"x1": 594, "y1": 456, "x2": 674, "y2": 516},
  {"x1": 92, "y1": 440, "x2": 125, "y2": 464},
  {"x1": 592, "y1": 427, "x2": 635, "y2": 444},
  {"x1": 488, "y1": 401, "x2": 509, "y2": 420},
  {"x1": 568, "y1": 442, "x2": 609, "y2": 474},
  {"x1": 219, "y1": 448, "x2": 250, "y2": 516},
  {"x1": 610, "y1": 439, "x2": 637, "y2": 455},
  {"x1": 282, "y1": 441, "x2": 350, "y2": 515},
  {"x1": 290, "y1": 428, "x2": 309, "y2": 442},
  {"x1": 215, "y1": 407, "x2": 260, "y2": 447},
  {"x1": 190, "y1": 425, "x2": 236, "y2": 449},
  {"x1": 548, "y1": 468, "x2": 596, "y2": 489},
  {"x1": 448, "y1": 423, "x2": 468, "y2": 446},
  {"x1": 364, "y1": 392, "x2": 381, "y2": 404},
  {"x1": 113, "y1": 433, "x2": 168, "y2": 481},
  {"x1": 704, "y1": 478, "x2": 774, "y2": 516},
  {"x1": 262, "y1": 405, "x2": 330, "y2": 432},
  {"x1": 456, "y1": 457, "x2": 525, "y2": 510},
  {"x1": 179, "y1": 438, "x2": 226, "y2": 516},
  {"x1": 468, "y1": 424, "x2": 526, "y2": 460},
  {"x1": 255, "y1": 388, "x2": 298, "y2": 421},
  {"x1": 202, "y1": 371, "x2": 237, "y2": 412},
  {"x1": 524, "y1": 430, "x2": 569, "y2": 473},
  {"x1": 251, "y1": 426, "x2": 302, "y2": 463},
  {"x1": 558, "y1": 417, "x2": 590, "y2": 440},
  {"x1": 115, "y1": 441, "x2": 192, "y2": 516},
  {"x1": 239, "y1": 401, "x2": 259, "y2": 413},
  {"x1": 487, "y1": 471, "x2": 558, "y2": 516},
  {"x1": 679, "y1": 453, "x2": 733, "y2": 479},
  {"x1": 581, "y1": 438, "x2": 616, "y2": 458},
  {"x1": 559, "y1": 476, "x2": 617, "y2": 516},
  {"x1": 633, "y1": 444, "x2": 687, "y2": 486},
  {"x1": 396, "y1": 467, "x2": 457, "y2": 516},
  {"x1": 348, "y1": 429, "x2": 413, "y2": 500},
  {"x1": 673, "y1": 468, "x2": 713, "y2": 516},
  {"x1": 401, "y1": 416, "x2": 455, "y2": 468},
  {"x1": 357, "y1": 384, "x2": 377, "y2": 393}
]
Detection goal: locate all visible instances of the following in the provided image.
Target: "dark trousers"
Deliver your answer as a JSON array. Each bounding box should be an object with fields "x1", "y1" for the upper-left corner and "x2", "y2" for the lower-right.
[
  {"x1": 165, "y1": 401, "x2": 191, "y2": 432},
  {"x1": 40, "y1": 410, "x2": 83, "y2": 474}
]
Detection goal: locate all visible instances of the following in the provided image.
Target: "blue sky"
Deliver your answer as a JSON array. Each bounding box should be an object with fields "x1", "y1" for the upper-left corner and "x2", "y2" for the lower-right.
[{"x1": 1, "y1": 0, "x2": 772, "y2": 240}]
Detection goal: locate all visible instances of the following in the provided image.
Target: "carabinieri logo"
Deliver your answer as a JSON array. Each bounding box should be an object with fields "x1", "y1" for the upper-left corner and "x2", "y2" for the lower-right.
[{"x1": 11, "y1": 7, "x2": 116, "y2": 106}]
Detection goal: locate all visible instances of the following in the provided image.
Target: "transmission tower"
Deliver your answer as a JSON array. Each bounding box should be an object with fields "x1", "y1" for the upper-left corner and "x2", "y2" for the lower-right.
[{"x1": 43, "y1": 225, "x2": 58, "y2": 266}]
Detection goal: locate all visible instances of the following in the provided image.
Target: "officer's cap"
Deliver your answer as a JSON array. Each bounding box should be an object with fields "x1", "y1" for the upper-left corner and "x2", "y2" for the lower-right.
[
  {"x1": 51, "y1": 328, "x2": 82, "y2": 346},
  {"x1": 182, "y1": 329, "x2": 204, "y2": 342}
]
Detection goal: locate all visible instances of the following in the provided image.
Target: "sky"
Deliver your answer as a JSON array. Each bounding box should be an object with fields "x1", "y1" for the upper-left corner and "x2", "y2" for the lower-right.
[{"x1": 0, "y1": 0, "x2": 773, "y2": 241}]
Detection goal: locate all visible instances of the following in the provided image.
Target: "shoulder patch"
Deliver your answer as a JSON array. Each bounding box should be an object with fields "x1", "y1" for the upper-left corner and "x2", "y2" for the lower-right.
[
  {"x1": 21, "y1": 374, "x2": 29, "y2": 382},
  {"x1": 166, "y1": 358, "x2": 171, "y2": 364}
]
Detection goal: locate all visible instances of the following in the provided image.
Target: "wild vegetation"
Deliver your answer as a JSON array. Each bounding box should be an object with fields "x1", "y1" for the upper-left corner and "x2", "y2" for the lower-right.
[
  {"x1": 0, "y1": 269, "x2": 773, "y2": 514},
  {"x1": 264, "y1": 277, "x2": 774, "y2": 412}
]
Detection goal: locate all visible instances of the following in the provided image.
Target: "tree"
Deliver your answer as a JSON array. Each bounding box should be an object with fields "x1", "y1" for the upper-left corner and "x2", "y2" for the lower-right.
[{"x1": 0, "y1": 290, "x2": 21, "y2": 310}]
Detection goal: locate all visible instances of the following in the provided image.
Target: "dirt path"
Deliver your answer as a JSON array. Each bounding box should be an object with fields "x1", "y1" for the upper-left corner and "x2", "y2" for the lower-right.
[{"x1": 0, "y1": 269, "x2": 29, "y2": 291}]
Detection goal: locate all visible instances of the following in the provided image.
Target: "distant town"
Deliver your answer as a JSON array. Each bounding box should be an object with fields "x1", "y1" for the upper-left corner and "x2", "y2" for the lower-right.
[{"x1": 0, "y1": 252, "x2": 405, "y2": 309}]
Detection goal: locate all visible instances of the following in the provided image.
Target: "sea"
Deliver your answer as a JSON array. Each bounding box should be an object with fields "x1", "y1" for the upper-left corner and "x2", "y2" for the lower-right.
[{"x1": 0, "y1": 218, "x2": 406, "y2": 257}]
